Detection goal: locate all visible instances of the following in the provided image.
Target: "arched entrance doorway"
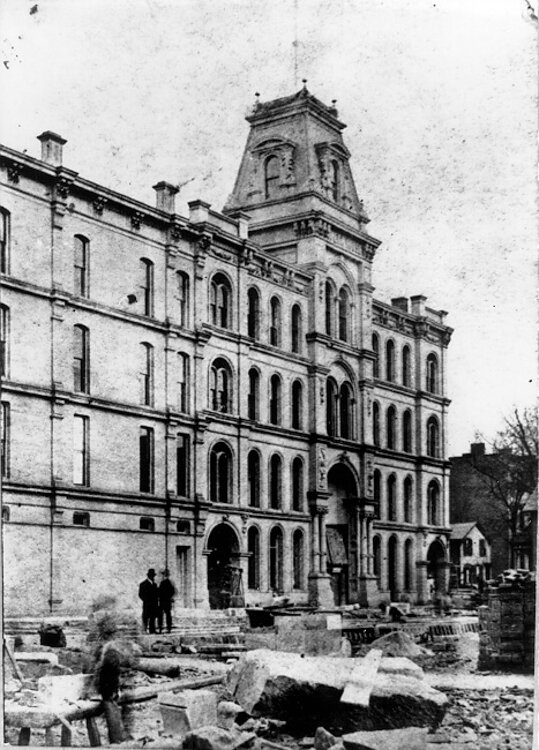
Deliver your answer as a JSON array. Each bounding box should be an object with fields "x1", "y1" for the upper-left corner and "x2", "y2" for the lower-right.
[
  {"x1": 387, "y1": 535, "x2": 398, "y2": 600},
  {"x1": 206, "y1": 523, "x2": 242, "y2": 609},
  {"x1": 327, "y1": 463, "x2": 357, "y2": 605},
  {"x1": 427, "y1": 539, "x2": 446, "y2": 598}
]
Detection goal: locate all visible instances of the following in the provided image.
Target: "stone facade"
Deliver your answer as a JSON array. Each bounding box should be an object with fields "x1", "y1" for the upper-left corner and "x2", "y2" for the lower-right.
[{"x1": 0, "y1": 88, "x2": 453, "y2": 617}]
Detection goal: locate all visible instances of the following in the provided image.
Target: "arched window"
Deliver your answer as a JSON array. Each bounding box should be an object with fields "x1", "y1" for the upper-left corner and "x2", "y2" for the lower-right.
[
  {"x1": 0, "y1": 208, "x2": 10, "y2": 274},
  {"x1": 291, "y1": 304, "x2": 303, "y2": 353},
  {"x1": 326, "y1": 378, "x2": 338, "y2": 436},
  {"x1": 247, "y1": 450, "x2": 260, "y2": 508},
  {"x1": 373, "y1": 535, "x2": 381, "y2": 579},
  {"x1": 404, "y1": 539, "x2": 413, "y2": 590},
  {"x1": 210, "y1": 358, "x2": 232, "y2": 413},
  {"x1": 426, "y1": 416, "x2": 440, "y2": 457},
  {"x1": 402, "y1": 345, "x2": 411, "y2": 386},
  {"x1": 209, "y1": 442, "x2": 232, "y2": 504},
  {"x1": 403, "y1": 476, "x2": 413, "y2": 523},
  {"x1": 386, "y1": 405, "x2": 396, "y2": 450},
  {"x1": 372, "y1": 401, "x2": 380, "y2": 446},
  {"x1": 293, "y1": 529, "x2": 305, "y2": 589},
  {"x1": 325, "y1": 280, "x2": 336, "y2": 336},
  {"x1": 339, "y1": 382, "x2": 354, "y2": 439},
  {"x1": 265, "y1": 155, "x2": 280, "y2": 199},
  {"x1": 0, "y1": 304, "x2": 10, "y2": 378},
  {"x1": 247, "y1": 527, "x2": 260, "y2": 589},
  {"x1": 177, "y1": 353, "x2": 189, "y2": 412},
  {"x1": 426, "y1": 353, "x2": 439, "y2": 393},
  {"x1": 338, "y1": 287, "x2": 350, "y2": 342},
  {"x1": 331, "y1": 160, "x2": 340, "y2": 202},
  {"x1": 385, "y1": 340, "x2": 395, "y2": 382},
  {"x1": 387, "y1": 474, "x2": 397, "y2": 521},
  {"x1": 139, "y1": 258, "x2": 154, "y2": 316},
  {"x1": 248, "y1": 368, "x2": 260, "y2": 421},
  {"x1": 291, "y1": 456, "x2": 304, "y2": 511},
  {"x1": 291, "y1": 380, "x2": 303, "y2": 430},
  {"x1": 269, "y1": 454, "x2": 282, "y2": 509},
  {"x1": 269, "y1": 374, "x2": 282, "y2": 425},
  {"x1": 269, "y1": 526, "x2": 284, "y2": 592},
  {"x1": 177, "y1": 272, "x2": 189, "y2": 327},
  {"x1": 427, "y1": 480, "x2": 440, "y2": 525},
  {"x1": 269, "y1": 296, "x2": 282, "y2": 347},
  {"x1": 247, "y1": 287, "x2": 260, "y2": 339},
  {"x1": 372, "y1": 333, "x2": 380, "y2": 378},
  {"x1": 73, "y1": 324, "x2": 89, "y2": 394},
  {"x1": 74, "y1": 235, "x2": 89, "y2": 297},
  {"x1": 210, "y1": 273, "x2": 232, "y2": 329},
  {"x1": 140, "y1": 342, "x2": 154, "y2": 406},
  {"x1": 373, "y1": 469, "x2": 381, "y2": 519},
  {"x1": 402, "y1": 409, "x2": 412, "y2": 453}
]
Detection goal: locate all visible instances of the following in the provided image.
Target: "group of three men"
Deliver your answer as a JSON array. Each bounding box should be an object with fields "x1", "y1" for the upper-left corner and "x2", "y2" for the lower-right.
[{"x1": 138, "y1": 568, "x2": 175, "y2": 634}]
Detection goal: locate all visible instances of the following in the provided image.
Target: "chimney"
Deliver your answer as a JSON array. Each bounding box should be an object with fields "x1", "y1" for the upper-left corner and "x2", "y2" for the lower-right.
[
  {"x1": 391, "y1": 297, "x2": 409, "y2": 313},
  {"x1": 227, "y1": 209, "x2": 250, "y2": 239},
  {"x1": 410, "y1": 294, "x2": 427, "y2": 317},
  {"x1": 37, "y1": 131, "x2": 67, "y2": 166},
  {"x1": 188, "y1": 200, "x2": 211, "y2": 225},
  {"x1": 153, "y1": 182, "x2": 179, "y2": 213},
  {"x1": 470, "y1": 442, "x2": 485, "y2": 458}
]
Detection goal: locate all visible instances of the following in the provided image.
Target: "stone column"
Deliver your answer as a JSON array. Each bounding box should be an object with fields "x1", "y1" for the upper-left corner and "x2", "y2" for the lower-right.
[
  {"x1": 416, "y1": 560, "x2": 429, "y2": 604},
  {"x1": 193, "y1": 494, "x2": 210, "y2": 610},
  {"x1": 307, "y1": 492, "x2": 333, "y2": 608},
  {"x1": 440, "y1": 560, "x2": 452, "y2": 595}
]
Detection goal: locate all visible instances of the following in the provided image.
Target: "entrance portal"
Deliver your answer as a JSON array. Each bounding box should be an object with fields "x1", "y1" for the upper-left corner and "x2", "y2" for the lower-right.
[
  {"x1": 327, "y1": 463, "x2": 358, "y2": 605},
  {"x1": 427, "y1": 539, "x2": 446, "y2": 596},
  {"x1": 206, "y1": 523, "x2": 242, "y2": 609}
]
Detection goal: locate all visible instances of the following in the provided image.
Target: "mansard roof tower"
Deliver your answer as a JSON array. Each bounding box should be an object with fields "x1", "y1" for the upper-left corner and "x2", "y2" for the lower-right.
[{"x1": 224, "y1": 82, "x2": 380, "y2": 267}]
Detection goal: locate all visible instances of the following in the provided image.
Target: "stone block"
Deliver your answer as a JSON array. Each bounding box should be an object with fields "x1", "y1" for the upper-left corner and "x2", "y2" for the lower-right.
[
  {"x1": 217, "y1": 701, "x2": 244, "y2": 730},
  {"x1": 342, "y1": 727, "x2": 429, "y2": 750},
  {"x1": 159, "y1": 689, "x2": 218, "y2": 737},
  {"x1": 183, "y1": 726, "x2": 257, "y2": 750},
  {"x1": 38, "y1": 673, "x2": 93, "y2": 707},
  {"x1": 314, "y1": 726, "x2": 338, "y2": 750}
]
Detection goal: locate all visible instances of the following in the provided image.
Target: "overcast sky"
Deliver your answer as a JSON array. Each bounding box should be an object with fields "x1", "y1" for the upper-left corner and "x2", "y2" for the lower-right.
[{"x1": 1, "y1": 0, "x2": 536, "y2": 455}]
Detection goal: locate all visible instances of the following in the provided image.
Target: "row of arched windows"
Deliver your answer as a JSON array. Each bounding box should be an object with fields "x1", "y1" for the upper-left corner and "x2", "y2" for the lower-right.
[
  {"x1": 372, "y1": 472, "x2": 441, "y2": 525},
  {"x1": 373, "y1": 403, "x2": 440, "y2": 458},
  {"x1": 210, "y1": 441, "x2": 305, "y2": 511},
  {"x1": 247, "y1": 525, "x2": 306, "y2": 592},
  {"x1": 326, "y1": 378, "x2": 354, "y2": 439},
  {"x1": 247, "y1": 287, "x2": 304, "y2": 353},
  {"x1": 372, "y1": 535, "x2": 415, "y2": 592},
  {"x1": 372, "y1": 334, "x2": 440, "y2": 394}
]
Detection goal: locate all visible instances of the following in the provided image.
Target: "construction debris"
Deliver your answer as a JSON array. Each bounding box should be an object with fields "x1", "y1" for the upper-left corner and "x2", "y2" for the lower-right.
[
  {"x1": 366, "y1": 631, "x2": 430, "y2": 659},
  {"x1": 228, "y1": 649, "x2": 447, "y2": 733},
  {"x1": 342, "y1": 727, "x2": 429, "y2": 750}
]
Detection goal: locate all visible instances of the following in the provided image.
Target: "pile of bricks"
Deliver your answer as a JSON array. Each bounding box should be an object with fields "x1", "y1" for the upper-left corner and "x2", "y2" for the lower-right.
[{"x1": 478, "y1": 578, "x2": 535, "y2": 672}]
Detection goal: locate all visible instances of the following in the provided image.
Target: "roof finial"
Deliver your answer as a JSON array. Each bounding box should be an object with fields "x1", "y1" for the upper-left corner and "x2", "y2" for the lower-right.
[
  {"x1": 253, "y1": 92, "x2": 261, "y2": 111},
  {"x1": 330, "y1": 99, "x2": 338, "y2": 116},
  {"x1": 302, "y1": 78, "x2": 308, "y2": 89}
]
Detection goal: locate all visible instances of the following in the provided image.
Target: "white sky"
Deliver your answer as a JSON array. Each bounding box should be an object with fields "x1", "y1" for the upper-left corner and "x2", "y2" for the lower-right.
[{"x1": 1, "y1": 0, "x2": 537, "y2": 455}]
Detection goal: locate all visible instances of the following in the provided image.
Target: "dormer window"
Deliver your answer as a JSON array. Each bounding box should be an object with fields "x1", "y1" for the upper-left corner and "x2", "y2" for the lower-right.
[{"x1": 264, "y1": 155, "x2": 280, "y2": 199}]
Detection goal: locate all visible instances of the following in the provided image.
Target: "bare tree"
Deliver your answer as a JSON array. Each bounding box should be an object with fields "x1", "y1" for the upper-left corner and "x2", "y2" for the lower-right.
[{"x1": 470, "y1": 407, "x2": 537, "y2": 568}]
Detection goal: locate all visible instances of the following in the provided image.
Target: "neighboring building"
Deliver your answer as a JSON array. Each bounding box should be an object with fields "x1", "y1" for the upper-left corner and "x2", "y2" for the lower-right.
[
  {"x1": 0, "y1": 85, "x2": 453, "y2": 617},
  {"x1": 449, "y1": 522, "x2": 491, "y2": 589},
  {"x1": 450, "y1": 443, "x2": 536, "y2": 575},
  {"x1": 513, "y1": 488, "x2": 537, "y2": 572}
]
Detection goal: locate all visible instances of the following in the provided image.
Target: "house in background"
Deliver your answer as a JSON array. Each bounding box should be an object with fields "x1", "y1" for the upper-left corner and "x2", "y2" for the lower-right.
[
  {"x1": 449, "y1": 521, "x2": 491, "y2": 589},
  {"x1": 513, "y1": 488, "x2": 537, "y2": 572}
]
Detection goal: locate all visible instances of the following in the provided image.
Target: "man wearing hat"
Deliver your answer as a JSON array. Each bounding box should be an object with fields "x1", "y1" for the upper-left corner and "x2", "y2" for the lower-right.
[
  {"x1": 158, "y1": 569, "x2": 175, "y2": 634},
  {"x1": 138, "y1": 568, "x2": 159, "y2": 634}
]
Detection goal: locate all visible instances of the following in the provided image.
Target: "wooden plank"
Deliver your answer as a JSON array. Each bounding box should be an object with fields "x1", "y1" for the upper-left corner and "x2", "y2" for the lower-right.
[
  {"x1": 86, "y1": 716, "x2": 102, "y2": 746},
  {"x1": 340, "y1": 649, "x2": 382, "y2": 706},
  {"x1": 4, "y1": 638, "x2": 26, "y2": 684}
]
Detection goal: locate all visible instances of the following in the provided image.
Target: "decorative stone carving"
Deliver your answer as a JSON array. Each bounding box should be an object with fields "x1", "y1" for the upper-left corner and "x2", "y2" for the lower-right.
[
  {"x1": 92, "y1": 196, "x2": 108, "y2": 214},
  {"x1": 361, "y1": 244, "x2": 376, "y2": 262},
  {"x1": 131, "y1": 211, "x2": 144, "y2": 230},
  {"x1": 55, "y1": 177, "x2": 73, "y2": 200},
  {"x1": 280, "y1": 144, "x2": 295, "y2": 184},
  {"x1": 213, "y1": 246, "x2": 232, "y2": 261},
  {"x1": 5, "y1": 161, "x2": 22, "y2": 184},
  {"x1": 169, "y1": 223, "x2": 183, "y2": 243}
]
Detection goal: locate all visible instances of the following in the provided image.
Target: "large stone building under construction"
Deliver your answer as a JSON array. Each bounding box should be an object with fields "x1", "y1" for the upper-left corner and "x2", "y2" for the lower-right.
[{"x1": 0, "y1": 86, "x2": 453, "y2": 617}]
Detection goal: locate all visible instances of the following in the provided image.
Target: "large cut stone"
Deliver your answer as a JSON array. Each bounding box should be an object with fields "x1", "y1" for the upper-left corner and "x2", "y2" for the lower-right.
[
  {"x1": 342, "y1": 727, "x2": 429, "y2": 750},
  {"x1": 228, "y1": 650, "x2": 447, "y2": 733}
]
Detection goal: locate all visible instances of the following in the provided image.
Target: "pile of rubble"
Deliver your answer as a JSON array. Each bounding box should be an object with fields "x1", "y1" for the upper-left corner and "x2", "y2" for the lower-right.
[{"x1": 488, "y1": 569, "x2": 535, "y2": 589}]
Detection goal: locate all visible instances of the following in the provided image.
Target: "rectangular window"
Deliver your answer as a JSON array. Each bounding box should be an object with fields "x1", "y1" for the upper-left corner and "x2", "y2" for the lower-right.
[
  {"x1": 140, "y1": 343, "x2": 154, "y2": 406},
  {"x1": 178, "y1": 353, "x2": 189, "y2": 412},
  {"x1": 0, "y1": 304, "x2": 9, "y2": 378},
  {"x1": 74, "y1": 235, "x2": 89, "y2": 296},
  {"x1": 479, "y1": 539, "x2": 487, "y2": 557},
  {"x1": 139, "y1": 426, "x2": 154, "y2": 493},
  {"x1": 73, "y1": 415, "x2": 89, "y2": 486},
  {"x1": 176, "y1": 433, "x2": 189, "y2": 496},
  {"x1": 0, "y1": 209, "x2": 10, "y2": 275},
  {"x1": 139, "y1": 516, "x2": 155, "y2": 531},
  {"x1": 73, "y1": 326, "x2": 89, "y2": 393},
  {"x1": 140, "y1": 259, "x2": 154, "y2": 316},
  {"x1": 1, "y1": 401, "x2": 10, "y2": 478},
  {"x1": 73, "y1": 511, "x2": 90, "y2": 527},
  {"x1": 463, "y1": 538, "x2": 473, "y2": 556}
]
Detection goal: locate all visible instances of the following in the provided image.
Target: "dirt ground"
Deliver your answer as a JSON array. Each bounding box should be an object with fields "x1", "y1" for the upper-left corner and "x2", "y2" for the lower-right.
[{"x1": 4, "y1": 642, "x2": 535, "y2": 748}]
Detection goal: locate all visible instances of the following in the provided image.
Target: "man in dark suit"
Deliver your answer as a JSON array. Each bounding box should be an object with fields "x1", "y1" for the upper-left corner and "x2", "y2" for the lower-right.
[
  {"x1": 138, "y1": 568, "x2": 159, "y2": 634},
  {"x1": 158, "y1": 569, "x2": 175, "y2": 634}
]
